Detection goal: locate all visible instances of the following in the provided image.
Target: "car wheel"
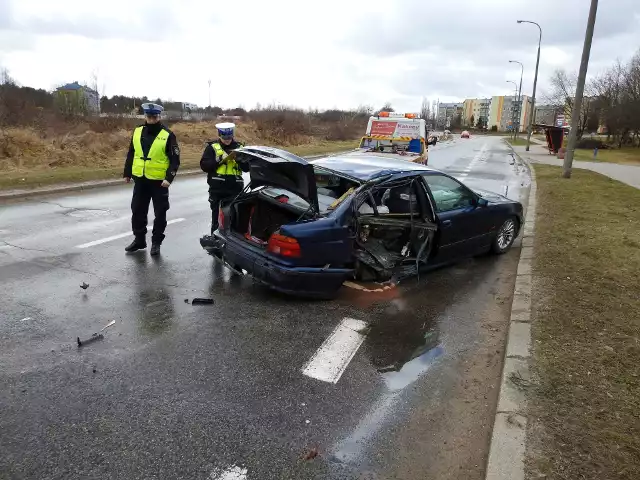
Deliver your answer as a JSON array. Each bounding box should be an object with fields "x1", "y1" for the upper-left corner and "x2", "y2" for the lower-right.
[{"x1": 491, "y1": 217, "x2": 518, "y2": 254}]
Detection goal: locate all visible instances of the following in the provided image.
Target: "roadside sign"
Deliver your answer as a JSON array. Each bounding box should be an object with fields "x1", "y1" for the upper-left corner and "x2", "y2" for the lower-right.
[
  {"x1": 556, "y1": 115, "x2": 565, "y2": 127},
  {"x1": 370, "y1": 120, "x2": 421, "y2": 138},
  {"x1": 370, "y1": 121, "x2": 398, "y2": 136}
]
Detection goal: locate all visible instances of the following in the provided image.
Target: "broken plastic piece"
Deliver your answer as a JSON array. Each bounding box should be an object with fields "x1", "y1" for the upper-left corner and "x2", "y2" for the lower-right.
[
  {"x1": 77, "y1": 333, "x2": 104, "y2": 347},
  {"x1": 100, "y1": 320, "x2": 116, "y2": 332},
  {"x1": 192, "y1": 298, "x2": 214, "y2": 305}
]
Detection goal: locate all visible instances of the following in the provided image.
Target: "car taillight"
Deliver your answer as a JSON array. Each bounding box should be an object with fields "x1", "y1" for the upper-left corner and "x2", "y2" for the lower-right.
[
  {"x1": 218, "y1": 208, "x2": 225, "y2": 229},
  {"x1": 267, "y1": 232, "x2": 301, "y2": 258}
]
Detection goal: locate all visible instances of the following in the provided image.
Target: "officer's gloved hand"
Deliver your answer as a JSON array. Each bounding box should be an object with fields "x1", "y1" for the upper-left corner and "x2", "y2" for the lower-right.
[{"x1": 161, "y1": 180, "x2": 170, "y2": 188}]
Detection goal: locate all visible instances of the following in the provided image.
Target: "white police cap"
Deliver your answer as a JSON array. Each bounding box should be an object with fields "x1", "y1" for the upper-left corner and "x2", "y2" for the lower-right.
[
  {"x1": 141, "y1": 103, "x2": 164, "y2": 115},
  {"x1": 216, "y1": 122, "x2": 236, "y2": 137}
]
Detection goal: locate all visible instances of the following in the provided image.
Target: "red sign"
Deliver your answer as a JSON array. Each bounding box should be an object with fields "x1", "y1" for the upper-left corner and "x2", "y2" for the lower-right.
[{"x1": 370, "y1": 121, "x2": 398, "y2": 136}]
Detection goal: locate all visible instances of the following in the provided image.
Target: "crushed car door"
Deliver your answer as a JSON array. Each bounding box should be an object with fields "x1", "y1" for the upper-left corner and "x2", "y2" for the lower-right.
[{"x1": 352, "y1": 176, "x2": 437, "y2": 282}]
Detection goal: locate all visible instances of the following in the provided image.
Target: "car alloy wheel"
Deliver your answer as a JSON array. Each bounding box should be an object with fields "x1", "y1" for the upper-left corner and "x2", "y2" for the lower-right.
[{"x1": 496, "y1": 218, "x2": 516, "y2": 251}]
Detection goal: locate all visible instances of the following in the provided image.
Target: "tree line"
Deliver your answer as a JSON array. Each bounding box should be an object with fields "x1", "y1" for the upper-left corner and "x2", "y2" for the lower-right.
[{"x1": 545, "y1": 49, "x2": 640, "y2": 146}]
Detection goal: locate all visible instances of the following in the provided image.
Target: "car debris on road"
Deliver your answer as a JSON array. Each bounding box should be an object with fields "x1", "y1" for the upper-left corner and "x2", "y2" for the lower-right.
[
  {"x1": 77, "y1": 333, "x2": 104, "y2": 347},
  {"x1": 191, "y1": 297, "x2": 215, "y2": 305}
]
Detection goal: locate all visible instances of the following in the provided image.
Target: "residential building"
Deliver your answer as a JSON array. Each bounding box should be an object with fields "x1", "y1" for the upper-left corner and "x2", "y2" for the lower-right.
[
  {"x1": 488, "y1": 95, "x2": 532, "y2": 132},
  {"x1": 437, "y1": 102, "x2": 463, "y2": 128},
  {"x1": 534, "y1": 105, "x2": 562, "y2": 127},
  {"x1": 462, "y1": 98, "x2": 492, "y2": 127},
  {"x1": 56, "y1": 81, "x2": 100, "y2": 115}
]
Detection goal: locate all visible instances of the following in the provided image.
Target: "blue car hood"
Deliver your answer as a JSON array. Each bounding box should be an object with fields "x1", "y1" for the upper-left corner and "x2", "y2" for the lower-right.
[{"x1": 472, "y1": 188, "x2": 512, "y2": 203}]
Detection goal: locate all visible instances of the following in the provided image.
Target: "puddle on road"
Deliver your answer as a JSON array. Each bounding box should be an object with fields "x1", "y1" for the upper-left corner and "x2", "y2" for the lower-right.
[{"x1": 331, "y1": 296, "x2": 444, "y2": 465}]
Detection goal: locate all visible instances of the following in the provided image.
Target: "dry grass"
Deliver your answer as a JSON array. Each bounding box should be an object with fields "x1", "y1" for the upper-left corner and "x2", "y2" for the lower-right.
[
  {"x1": 505, "y1": 137, "x2": 530, "y2": 147},
  {"x1": 526, "y1": 164, "x2": 640, "y2": 480},
  {"x1": 0, "y1": 120, "x2": 358, "y2": 190},
  {"x1": 573, "y1": 147, "x2": 640, "y2": 165}
]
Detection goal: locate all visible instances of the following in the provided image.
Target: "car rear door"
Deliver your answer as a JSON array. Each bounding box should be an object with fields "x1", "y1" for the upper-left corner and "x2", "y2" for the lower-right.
[{"x1": 421, "y1": 173, "x2": 493, "y2": 262}]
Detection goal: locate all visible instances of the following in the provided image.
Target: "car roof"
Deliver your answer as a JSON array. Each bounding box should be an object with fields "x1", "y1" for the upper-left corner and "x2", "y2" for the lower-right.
[{"x1": 311, "y1": 154, "x2": 439, "y2": 181}]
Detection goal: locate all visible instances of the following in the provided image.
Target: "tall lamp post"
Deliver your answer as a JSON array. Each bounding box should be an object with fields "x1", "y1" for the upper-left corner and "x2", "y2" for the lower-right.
[
  {"x1": 506, "y1": 81, "x2": 518, "y2": 140},
  {"x1": 509, "y1": 60, "x2": 524, "y2": 140},
  {"x1": 517, "y1": 20, "x2": 542, "y2": 151}
]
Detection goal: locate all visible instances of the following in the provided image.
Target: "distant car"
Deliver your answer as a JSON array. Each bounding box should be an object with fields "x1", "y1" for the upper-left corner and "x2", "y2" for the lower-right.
[
  {"x1": 201, "y1": 147, "x2": 523, "y2": 298},
  {"x1": 461, "y1": 131, "x2": 470, "y2": 138}
]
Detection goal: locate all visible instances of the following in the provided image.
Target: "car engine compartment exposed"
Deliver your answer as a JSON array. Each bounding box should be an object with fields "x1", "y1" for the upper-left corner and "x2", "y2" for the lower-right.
[{"x1": 352, "y1": 178, "x2": 437, "y2": 282}]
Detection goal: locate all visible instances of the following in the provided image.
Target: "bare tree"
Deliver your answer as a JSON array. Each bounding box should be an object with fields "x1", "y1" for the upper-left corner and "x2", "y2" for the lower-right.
[
  {"x1": 591, "y1": 50, "x2": 640, "y2": 146},
  {"x1": 545, "y1": 69, "x2": 598, "y2": 139},
  {"x1": 420, "y1": 97, "x2": 431, "y2": 123}
]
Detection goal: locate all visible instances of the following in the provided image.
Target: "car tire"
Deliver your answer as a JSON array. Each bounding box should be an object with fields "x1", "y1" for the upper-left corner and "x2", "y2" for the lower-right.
[{"x1": 491, "y1": 217, "x2": 518, "y2": 254}]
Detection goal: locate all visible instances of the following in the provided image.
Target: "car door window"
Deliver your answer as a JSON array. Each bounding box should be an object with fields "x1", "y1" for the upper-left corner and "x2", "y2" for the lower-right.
[{"x1": 423, "y1": 174, "x2": 476, "y2": 213}]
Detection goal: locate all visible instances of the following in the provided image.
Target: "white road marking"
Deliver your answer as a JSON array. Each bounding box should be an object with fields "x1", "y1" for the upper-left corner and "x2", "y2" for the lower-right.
[
  {"x1": 456, "y1": 143, "x2": 488, "y2": 181},
  {"x1": 208, "y1": 466, "x2": 248, "y2": 480},
  {"x1": 75, "y1": 218, "x2": 186, "y2": 248},
  {"x1": 302, "y1": 317, "x2": 368, "y2": 384}
]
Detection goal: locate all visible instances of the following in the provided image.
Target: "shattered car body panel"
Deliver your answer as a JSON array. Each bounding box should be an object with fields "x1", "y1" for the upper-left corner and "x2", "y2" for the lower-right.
[{"x1": 200, "y1": 149, "x2": 523, "y2": 298}]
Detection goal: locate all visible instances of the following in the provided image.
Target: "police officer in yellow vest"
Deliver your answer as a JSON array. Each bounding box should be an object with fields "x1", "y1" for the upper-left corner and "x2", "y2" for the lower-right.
[
  {"x1": 199, "y1": 122, "x2": 245, "y2": 234},
  {"x1": 123, "y1": 103, "x2": 180, "y2": 256}
]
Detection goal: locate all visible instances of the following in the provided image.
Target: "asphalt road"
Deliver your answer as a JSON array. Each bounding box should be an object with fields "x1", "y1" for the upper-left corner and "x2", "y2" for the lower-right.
[{"x1": 0, "y1": 136, "x2": 530, "y2": 480}]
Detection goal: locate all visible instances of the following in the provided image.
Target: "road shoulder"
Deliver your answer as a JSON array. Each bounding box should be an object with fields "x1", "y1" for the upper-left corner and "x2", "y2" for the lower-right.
[{"x1": 484, "y1": 152, "x2": 535, "y2": 480}]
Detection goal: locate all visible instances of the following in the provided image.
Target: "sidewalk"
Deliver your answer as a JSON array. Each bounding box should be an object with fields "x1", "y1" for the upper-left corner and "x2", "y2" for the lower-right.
[{"x1": 512, "y1": 143, "x2": 640, "y2": 189}]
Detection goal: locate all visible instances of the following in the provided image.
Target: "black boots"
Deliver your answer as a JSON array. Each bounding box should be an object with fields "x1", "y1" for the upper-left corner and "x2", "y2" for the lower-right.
[
  {"x1": 125, "y1": 238, "x2": 147, "y2": 252},
  {"x1": 150, "y1": 243, "x2": 161, "y2": 256}
]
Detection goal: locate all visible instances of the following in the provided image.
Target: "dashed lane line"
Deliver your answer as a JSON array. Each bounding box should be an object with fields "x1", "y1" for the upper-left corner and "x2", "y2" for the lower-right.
[
  {"x1": 302, "y1": 317, "x2": 368, "y2": 384},
  {"x1": 74, "y1": 218, "x2": 186, "y2": 249}
]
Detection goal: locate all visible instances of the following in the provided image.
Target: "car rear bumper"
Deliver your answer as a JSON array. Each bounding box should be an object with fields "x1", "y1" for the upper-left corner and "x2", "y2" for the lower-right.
[{"x1": 202, "y1": 234, "x2": 353, "y2": 298}]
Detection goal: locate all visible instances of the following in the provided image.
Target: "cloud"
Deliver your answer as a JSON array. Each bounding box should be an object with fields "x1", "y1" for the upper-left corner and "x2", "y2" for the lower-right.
[
  {"x1": 1, "y1": 0, "x2": 183, "y2": 42},
  {"x1": 0, "y1": 0, "x2": 639, "y2": 112}
]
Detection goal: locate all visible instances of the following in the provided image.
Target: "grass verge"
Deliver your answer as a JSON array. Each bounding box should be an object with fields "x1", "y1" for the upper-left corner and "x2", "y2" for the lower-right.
[
  {"x1": 0, "y1": 140, "x2": 357, "y2": 191},
  {"x1": 505, "y1": 137, "x2": 529, "y2": 147},
  {"x1": 573, "y1": 147, "x2": 640, "y2": 166},
  {"x1": 526, "y1": 164, "x2": 640, "y2": 480}
]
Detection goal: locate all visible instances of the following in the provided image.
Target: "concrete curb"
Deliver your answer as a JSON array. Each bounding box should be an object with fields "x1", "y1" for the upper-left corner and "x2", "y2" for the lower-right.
[
  {"x1": 0, "y1": 151, "x2": 345, "y2": 202},
  {"x1": 0, "y1": 169, "x2": 205, "y2": 201},
  {"x1": 485, "y1": 145, "x2": 536, "y2": 480}
]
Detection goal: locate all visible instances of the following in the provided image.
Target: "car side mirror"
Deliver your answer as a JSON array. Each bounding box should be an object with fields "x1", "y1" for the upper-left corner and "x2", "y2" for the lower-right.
[{"x1": 477, "y1": 197, "x2": 489, "y2": 207}]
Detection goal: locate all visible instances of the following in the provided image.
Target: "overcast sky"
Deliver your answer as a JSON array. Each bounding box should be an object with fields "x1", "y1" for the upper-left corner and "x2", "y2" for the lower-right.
[{"x1": 1, "y1": 0, "x2": 639, "y2": 112}]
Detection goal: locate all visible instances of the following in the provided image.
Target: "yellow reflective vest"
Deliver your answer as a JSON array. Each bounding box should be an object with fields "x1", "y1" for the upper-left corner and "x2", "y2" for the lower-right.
[
  {"x1": 131, "y1": 126, "x2": 170, "y2": 180},
  {"x1": 212, "y1": 143, "x2": 242, "y2": 177}
]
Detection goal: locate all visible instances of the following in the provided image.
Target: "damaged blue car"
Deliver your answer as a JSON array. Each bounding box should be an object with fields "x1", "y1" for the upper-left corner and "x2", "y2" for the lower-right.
[{"x1": 200, "y1": 146, "x2": 523, "y2": 298}]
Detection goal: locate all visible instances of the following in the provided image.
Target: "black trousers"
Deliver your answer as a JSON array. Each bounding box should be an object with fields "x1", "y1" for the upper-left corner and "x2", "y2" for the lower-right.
[
  {"x1": 131, "y1": 177, "x2": 170, "y2": 244},
  {"x1": 209, "y1": 185, "x2": 242, "y2": 234}
]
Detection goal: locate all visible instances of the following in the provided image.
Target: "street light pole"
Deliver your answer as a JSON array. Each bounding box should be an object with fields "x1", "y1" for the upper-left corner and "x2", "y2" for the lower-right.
[
  {"x1": 506, "y1": 81, "x2": 518, "y2": 140},
  {"x1": 518, "y1": 20, "x2": 542, "y2": 151},
  {"x1": 563, "y1": 0, "x2": 598, "y2": 178},
  {"x1": 208, "y1": 79, "x2": 211, "y2": 108},
  {"x1": 509, "y1": 60, "x2": 524, "y2": 140}
]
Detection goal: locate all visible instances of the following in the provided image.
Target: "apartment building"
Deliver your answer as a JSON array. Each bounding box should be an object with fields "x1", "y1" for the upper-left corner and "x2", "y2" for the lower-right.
[
  {"x1": 488, "y1": 95, "x2": 532, "y2": 132},
  {"x1": 462, "y1": 98, "x2": 492, "y2": 127},
  {"x1": 437, "y1": 102, "x2": 463, "y2": 127}
]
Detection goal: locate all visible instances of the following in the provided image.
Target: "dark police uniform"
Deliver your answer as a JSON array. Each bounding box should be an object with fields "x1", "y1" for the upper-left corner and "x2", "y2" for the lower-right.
[
  {"x1": 123, "y1": 122, "x2": 180, "y2": 248},
  {"x1": 200, "y1": 139, "x2": 244, "y2": 233}
]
